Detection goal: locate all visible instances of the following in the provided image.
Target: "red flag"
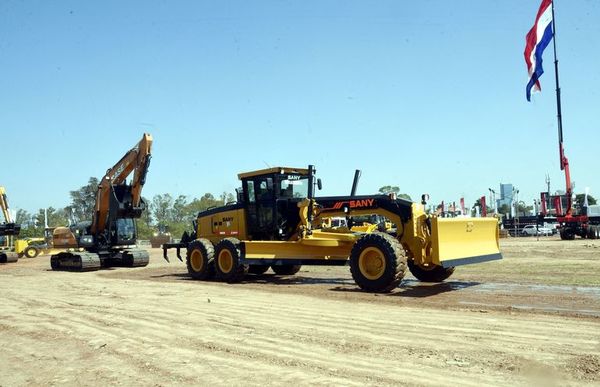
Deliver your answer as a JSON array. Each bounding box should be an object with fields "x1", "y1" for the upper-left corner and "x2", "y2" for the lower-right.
[{"x1": 481, "y1": 196, "x2": 487, "y2": 217}]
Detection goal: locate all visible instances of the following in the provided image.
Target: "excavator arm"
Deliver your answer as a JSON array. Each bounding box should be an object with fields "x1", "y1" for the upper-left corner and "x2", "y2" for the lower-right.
[{"x1": 90, "y1": 133, "x2": 153, "y2": 235}]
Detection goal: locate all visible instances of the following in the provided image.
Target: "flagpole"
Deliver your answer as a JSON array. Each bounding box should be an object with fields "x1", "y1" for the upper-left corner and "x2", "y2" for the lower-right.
[
  {"x1": 551, "y1": 0, "x2": 563, "y2": 163},
  {"x1": 550, "y1": 0, "x2": 572, "y2": 215}
]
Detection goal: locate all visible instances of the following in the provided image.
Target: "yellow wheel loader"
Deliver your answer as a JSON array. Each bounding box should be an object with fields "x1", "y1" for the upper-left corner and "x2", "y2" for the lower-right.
[
  {"x1": 164, "y1": 166, "x2": 501, "y2": 292},
  {"x1": 15, "y1": 238, "x2": 49, "y2": 258}
]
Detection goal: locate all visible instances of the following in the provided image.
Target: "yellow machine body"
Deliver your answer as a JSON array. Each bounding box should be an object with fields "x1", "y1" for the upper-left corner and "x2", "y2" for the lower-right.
[
  {"x1": 430, "y1": 217, "x2": 500, "y2": 266},
  {"x1": 197, "y1": 207, "x2": 248, "y2": 244},
  {"x1": 165, "y1": 165, "x2": 502, "y2": 291}
]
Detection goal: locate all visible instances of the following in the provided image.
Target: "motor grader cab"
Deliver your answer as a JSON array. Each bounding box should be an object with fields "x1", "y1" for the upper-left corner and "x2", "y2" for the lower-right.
[
  {"x1": 164, "y1": 165, "x2": 501, "y2": 292},
  {"x1": 0, "y1": 186, "x2": 21, "y2": 263},
  {"x1": 50, "y1": 133, "x2": 153, "y2": 271}
]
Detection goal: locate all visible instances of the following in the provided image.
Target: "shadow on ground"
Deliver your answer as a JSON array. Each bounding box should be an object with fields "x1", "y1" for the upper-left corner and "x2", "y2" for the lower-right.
[
  {"x1": 149, "y1": 272, "x2": 353, "y2": 286},
  {"x1": 330, "y1": 279, "x2": 481, "y2": 298}
]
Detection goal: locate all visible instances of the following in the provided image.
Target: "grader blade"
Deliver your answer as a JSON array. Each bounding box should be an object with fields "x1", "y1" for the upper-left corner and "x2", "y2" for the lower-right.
[{"x1": 430, "y1": 217, "x2": 501, "y2": 267}]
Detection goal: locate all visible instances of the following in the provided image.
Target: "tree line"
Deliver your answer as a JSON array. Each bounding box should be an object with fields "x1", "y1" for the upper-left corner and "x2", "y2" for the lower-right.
[
  {"x1": 16, "y1": 178, "x2": 235, "y2": 240},
  {"x1": 15, "y1": 179, "x2": 414, "y2": 240}
]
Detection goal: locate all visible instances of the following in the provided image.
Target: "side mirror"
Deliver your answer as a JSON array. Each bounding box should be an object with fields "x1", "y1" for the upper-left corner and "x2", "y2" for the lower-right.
[{"x1": 317, "y1": 178, "x2": 322, "y2": 190}]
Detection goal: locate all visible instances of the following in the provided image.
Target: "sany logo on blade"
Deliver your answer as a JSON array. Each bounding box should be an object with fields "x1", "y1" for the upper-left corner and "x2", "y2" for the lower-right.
[{"x1": 331, "y1": 199, "x2": 376, "y2": 210}]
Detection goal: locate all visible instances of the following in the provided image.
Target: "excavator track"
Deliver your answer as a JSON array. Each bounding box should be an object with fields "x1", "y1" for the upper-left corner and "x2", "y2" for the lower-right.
[
  {"x1": 50, "y1": 252, "x2": 102, "y2": 272},
  {"x1": 0, "y1": 251, "x2": 18, "y2": 263},
  {"x1": 120, "y1": 249, "x2": 150, "y2": 267},
  {"x1": 103, "y1": 249, "x2": 150, "y2": 268}
]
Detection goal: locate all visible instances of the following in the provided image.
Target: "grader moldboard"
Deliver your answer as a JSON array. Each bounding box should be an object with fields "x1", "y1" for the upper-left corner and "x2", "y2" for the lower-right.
[{"x1": 164, "y1": 166, "x2": 501, "y2": 292}]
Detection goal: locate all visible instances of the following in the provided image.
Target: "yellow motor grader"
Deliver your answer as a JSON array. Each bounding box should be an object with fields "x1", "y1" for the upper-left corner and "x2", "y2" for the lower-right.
[{"x1": 164, "y1": 166, "x2": 501, "y2": 292}]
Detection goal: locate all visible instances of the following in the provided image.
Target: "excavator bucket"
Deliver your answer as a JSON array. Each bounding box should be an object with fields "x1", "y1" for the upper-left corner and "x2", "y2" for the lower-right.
[{"x1": 430, "y1": 217, "x2": 501, "y2": 268}]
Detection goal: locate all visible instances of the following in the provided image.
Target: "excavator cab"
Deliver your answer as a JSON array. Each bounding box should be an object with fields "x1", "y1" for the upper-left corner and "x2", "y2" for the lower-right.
[{"x1": 105, "y1": 184, "x2": 144, "y2": 246}]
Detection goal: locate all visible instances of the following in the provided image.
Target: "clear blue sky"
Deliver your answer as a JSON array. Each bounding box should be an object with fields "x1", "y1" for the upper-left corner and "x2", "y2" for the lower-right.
[{"x1": 1, "y1": 0, "x2": 599, "y2": 214}]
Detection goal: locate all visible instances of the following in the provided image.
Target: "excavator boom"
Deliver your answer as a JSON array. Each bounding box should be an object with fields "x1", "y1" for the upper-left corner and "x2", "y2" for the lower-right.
[{"x1": 91, "y1": 133, "x2": 152, "y2": 234}]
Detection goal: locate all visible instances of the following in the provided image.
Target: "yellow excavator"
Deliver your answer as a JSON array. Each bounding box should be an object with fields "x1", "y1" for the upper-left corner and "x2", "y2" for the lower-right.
[
  {"x1": 0, "y1": 186, "x2": 21, "y2": 263},
  {"x1": 50, "y1": 133, "x2": 153, "y2": 271},
  {"x1": 164, "y1": 165, "x2": 501, "y2": 292}
]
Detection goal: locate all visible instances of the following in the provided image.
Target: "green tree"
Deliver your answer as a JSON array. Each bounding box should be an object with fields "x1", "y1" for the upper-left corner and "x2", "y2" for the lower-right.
[
  {"x1": 136, "y1": 196, "x2": 154, "y2": 239},
  {"x1": 498, "y1": 204, "x2": 511, "y2": 217},
  {"x1": 22, "y1": 207, "x2": 70, "y2": 237},
  {"x1": 575, "y1": 193, "x2": 597, "y2": 207},
  {"x1": 14, "y1": 209, "x2": 37, "y2": 237},
  {"x1": 65, "y1": 177, "x2": 98, "y2": 222},
  {"x1": 378, "y1": 186, "x2": 411, "y2": 201},
  {"x1": 172, "y1": 195, "x2": 189, "y2": 223},
  {"x1": 15, "y1": 209, "x2": 32, "y2": 227},
  {"x1": 471, "y1": 199, "x2": 493, "y2": 216},
  {"x1": 516, "y1": 202, "x2": 534, "y2": 216},
  {"x1": 186, "y1": 193, "x2": 223, "y2": 214},
  {"x1": 378, "y1": 185, "x2": 400, "y2": 194},
  {"x1": 151, "y1": 193, "x2": 174, "y2": 226}
]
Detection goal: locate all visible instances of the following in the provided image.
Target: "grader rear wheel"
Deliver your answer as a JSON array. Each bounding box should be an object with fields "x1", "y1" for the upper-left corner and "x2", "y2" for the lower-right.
[
  {"x1": 214, "y1": 238, "x2": 248, "y2": 282},
  {"x1": 248, "y1": 264, "x2": 270, "y2": 275},
  {"x1": 271, "y1": 265, "x2": 301, "y2": 275},
  {"x1": 349, "y1": 232, "x2": 406, "y2": 293},
  {"x1": 186, "y1": 239, "x2": 215, "y2": 280},
  {"x1": 407, "y1": 260, "x2": 455, "y2": 282}
]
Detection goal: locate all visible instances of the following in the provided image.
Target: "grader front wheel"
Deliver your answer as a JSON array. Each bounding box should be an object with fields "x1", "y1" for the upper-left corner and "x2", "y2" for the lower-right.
[
  {"x1": 349, "y1": 233, "x2": 406, "y2": 293},
  {"x1": 248, "y1": 264, "x2": 270, "y2": 275},
  {"x1": 271, "y1": 265, "x2": 301, "y2": 275},
  {"x1": 407, "y1": 260, "x2": 455, "y2": 282}
]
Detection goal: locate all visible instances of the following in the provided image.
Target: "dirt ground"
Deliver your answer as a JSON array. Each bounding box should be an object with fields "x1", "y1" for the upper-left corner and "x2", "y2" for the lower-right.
[{"x1": 1, "y1": 237, "x2": 599, "y2": 386}]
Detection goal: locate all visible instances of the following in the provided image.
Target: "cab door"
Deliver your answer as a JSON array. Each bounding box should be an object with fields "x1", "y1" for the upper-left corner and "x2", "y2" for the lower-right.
[{"x1": 244, "y1": 177, "x2": 276, "y2": 240}]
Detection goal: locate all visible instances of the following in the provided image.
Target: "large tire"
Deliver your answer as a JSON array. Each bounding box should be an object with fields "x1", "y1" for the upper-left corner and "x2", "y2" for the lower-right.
[
  {"x1": 50, "y1": 255, "x2": 61, "y2": 270},
  {"x1": 24, "y1": 246, "x2": 40, "y2": 258},
  {"x1": 407, "y1": 260, "x2": 455, "y2": 282},
  {"x1": 248, "y1": 264, "x2": 270, "y2": 275},
  {"x1": 214, "y1": 238, "x2": 248, "y2": 282},
  {"x1": 271, "y1": 264, "x2": 301, "y2": 275},
  {"x1": 349, "y1": 232, "x2": 407, "y2": 293},
  {"x1": 587, "y1": 227, "x2": 596, "y2": 240},
  {"x1": 186, "y1": 239, "x2": 215, "y2": 280},
  {"x1": 560, "y1": 228, "x2": 575, "y2": 240}
]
